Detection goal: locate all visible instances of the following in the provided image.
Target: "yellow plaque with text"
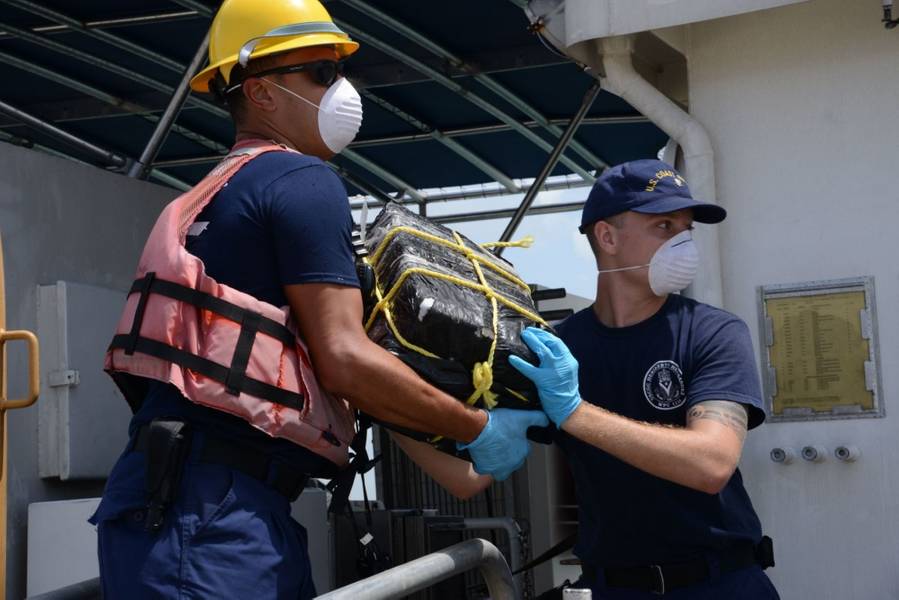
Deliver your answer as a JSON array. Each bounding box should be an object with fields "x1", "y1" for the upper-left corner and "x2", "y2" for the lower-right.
[{"x1": 766, "y1": 291, "x2": 873, "y2": 415}]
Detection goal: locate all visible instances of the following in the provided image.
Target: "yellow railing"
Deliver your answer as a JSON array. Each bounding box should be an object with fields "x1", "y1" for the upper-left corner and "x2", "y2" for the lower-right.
[{"x1": 0, "y1": 234, "x2": 40, "y2": 599}]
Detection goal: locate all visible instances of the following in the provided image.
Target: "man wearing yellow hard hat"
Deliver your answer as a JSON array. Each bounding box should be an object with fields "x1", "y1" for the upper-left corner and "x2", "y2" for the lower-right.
[{"x1": 90, "y1": 1, "x2": 547, "y2": 597}]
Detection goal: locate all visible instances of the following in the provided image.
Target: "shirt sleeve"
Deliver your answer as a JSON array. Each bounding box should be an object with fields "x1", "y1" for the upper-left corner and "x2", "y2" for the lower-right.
[
  {"x1": 687, "y1": 317, "x2": 766, "y2": 429},
  {"x1": 266, "y1": 163, "x2": 360, "y2": 288}
]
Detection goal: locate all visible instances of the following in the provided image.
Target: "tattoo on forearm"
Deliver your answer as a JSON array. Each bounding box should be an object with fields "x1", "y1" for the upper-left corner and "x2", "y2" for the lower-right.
[{"x1": 687, "y1": 401, "x2": 748, "y2": 439}]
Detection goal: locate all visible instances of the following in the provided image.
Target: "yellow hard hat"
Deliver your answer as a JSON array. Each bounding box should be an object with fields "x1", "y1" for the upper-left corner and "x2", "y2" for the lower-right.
[{"x1": 190, "y1": 0, "x2": 359, "y2": 93}]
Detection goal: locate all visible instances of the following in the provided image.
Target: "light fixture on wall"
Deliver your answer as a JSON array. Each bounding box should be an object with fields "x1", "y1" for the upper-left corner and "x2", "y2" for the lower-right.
[{"x1": 883, "y1": 0, "x2": 899, "y2": 29}]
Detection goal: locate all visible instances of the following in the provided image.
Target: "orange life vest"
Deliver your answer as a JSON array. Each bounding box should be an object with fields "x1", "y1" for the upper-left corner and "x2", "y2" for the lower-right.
[{"x1": 105, "y1": 141, "x2": 355, "y2": 467}]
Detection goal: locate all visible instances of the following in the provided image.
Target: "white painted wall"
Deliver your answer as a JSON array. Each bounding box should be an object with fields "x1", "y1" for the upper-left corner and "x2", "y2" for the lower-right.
[
  {"x1": 0, "y1": 143, "x2": 175, "y2": 599},
  {"x1": 562, "y1": 0, "x2": 809, "y2": 43},
  {"x1": 686, "y1": 1, "x2": 899, "y2": 598}
]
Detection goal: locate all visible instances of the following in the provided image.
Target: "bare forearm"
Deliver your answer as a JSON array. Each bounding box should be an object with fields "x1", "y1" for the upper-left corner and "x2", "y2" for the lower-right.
[
  {"x1": 391, "y1": 432, "x2": 493, "y2": 499},
  {"x1": 562, "y1": 403, "x2": 739, "y2": 493},
  {"x1": 325, "y1": 339, "x2": 487, "y2": 443}
]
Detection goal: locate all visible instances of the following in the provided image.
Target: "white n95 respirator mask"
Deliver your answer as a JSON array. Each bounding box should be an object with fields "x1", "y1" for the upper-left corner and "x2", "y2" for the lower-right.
[
  {"x1": 598, "y1": 229, "x2": 699, "y2": 296},
  {"x1": 266, "y1": 77, "x2": 363, "y2": 154}
]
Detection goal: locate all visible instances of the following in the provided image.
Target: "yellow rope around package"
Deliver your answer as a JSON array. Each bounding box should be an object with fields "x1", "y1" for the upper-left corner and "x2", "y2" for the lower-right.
[{"x1": 364, "y1": 224, "x2": 548, "y2": 433}]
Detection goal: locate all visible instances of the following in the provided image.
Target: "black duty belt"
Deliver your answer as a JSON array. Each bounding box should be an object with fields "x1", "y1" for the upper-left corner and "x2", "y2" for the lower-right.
[
  {"x1": 135, "y1": 425, "x2": 309, "y2": 502},
  {"x1": 585, "y1": 537, "x2": 774, "y2": 595}
]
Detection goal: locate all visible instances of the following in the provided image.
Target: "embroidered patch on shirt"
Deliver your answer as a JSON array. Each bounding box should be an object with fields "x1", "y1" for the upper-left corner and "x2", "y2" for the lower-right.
[{"x1": 643, "y1": 360, "x2": 686, "y2": 410}]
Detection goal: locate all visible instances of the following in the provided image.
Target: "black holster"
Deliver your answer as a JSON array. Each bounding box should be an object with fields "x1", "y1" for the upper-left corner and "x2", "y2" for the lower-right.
[
  {"x1": 755, "y1": 535, "x2": 775, "y2": 569},
  {"x1": 143, "y1": 419, "x2": 191, "y2": 532}
]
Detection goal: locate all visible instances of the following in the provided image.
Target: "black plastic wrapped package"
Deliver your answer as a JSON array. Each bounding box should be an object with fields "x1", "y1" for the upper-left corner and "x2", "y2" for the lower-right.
[{"x1": 362, "y1": 203, "x2": 547, "y2": 454}]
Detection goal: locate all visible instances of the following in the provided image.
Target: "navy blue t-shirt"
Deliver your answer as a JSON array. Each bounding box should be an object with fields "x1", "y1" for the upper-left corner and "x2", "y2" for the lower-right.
[
  {"x1": 555, "y1": 294, "x2": 766, "y2": 567},
  {"x1": 132, "y1": 150, "x2": 359, "y2": 475}
]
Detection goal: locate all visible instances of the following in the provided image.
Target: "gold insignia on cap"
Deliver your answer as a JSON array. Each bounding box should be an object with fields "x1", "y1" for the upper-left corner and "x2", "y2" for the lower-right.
[{"x1": 645, "y1": 169, "x2": 682, "y2": 192}]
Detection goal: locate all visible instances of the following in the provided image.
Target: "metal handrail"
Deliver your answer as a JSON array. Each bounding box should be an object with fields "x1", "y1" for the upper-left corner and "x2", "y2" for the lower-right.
[
  {"x1": 316, "y1": 538, "x2": 516, "y2": 600},
  {"x1": 429, "y1": 517, "x2": 525, "y2": 598}
]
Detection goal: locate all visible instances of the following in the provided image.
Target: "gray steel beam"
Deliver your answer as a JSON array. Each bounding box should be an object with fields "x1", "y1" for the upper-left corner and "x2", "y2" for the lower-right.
[
  {"x1": 2, "y1": 0, "x2": 184, "y2": 73},
  {"x1": 0, "y1": 47, "x2": 200, "y2": 189},
  {"x1": 351, "y1": 115, "x2": 649, "y2": 148},
  {"x1": 152, "y1": 115, "x2": 649, "y2": 168},
  {"x1": 147, "y1": 169, "x2": 192, "y2": 191},
  {"x1": 39, "y1": 0, "x2": 567, "y2": 85},
  {"x1": 0, "y1": 94, "x2": 172, "y2": 126},
  {"x1": 152, "y1": 155, "x2": 222, "y2": 168},
  {"x1": 335, "y1": 0, "x2": 608, "y2": 170},
  {"x1": 332, "y1": 166, "x2": 395, "y2": 205},
  {"x1": 342, "y1": 149, "x2": 424, "y2": 202},
  {"x1": 0, "y1": 130, "x2": 93, "y2": 165},
  {"x1": 0, "y1": 48, "x2": 227, "y2": 156},
  {"x1": 0, "y1": 10, "x2": 197, "y2": 39},
  {"x1": 0, "y1": 20, "x2": 229, "y2": 119},
  {"x1": 118, "y1": 2, "x2": 601, "y2": 201},
  {"x1": 111, "y1": 0, "x2": 423, "y2": 200},
  {"x1": 349, "y1": 173, "x2": 590, "y2": 210},
  {"x1": 0, "y1": 126, "x2": 191, "y2": 191},
  {"x1": 129, "y1": 32, "x2": 210, "y2": 179},
  {"x1": 0, "y1": 11, "x2": 415, "y2": 198},
  {"x1": 334, "y1": 19, "x2": 596, "y2": 184},
  {"x1": 168, "y1": 0, "x2": 213, "y2": 16},
  {"x1": 351, "y1": 44, "x2": 568, "y2": 89},
  {"x1": 496, "y1": 79, "x2": 601, "y2": 255},
  {"x1": 432, "y1": 201, "x2": 585, "y2": 225},
  {"x1": 361, "y1": 90, "x2": 520, "y2": 192},
  {"x1": 0, "y1": 100, "x2": 191, "y2": 190},
  {"x1": 0, "y1": 99, "x2": 126, "y2": 167}
]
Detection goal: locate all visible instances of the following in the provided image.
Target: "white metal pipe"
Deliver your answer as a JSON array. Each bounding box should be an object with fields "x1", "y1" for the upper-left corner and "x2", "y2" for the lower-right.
[{"x1": 599, "y1": 35, "x2": 724, "y2": 307}]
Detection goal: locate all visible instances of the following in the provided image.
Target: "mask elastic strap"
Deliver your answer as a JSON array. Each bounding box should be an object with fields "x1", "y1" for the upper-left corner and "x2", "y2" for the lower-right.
[
  {"x1": 597, "y1": 263, "x2": 650, "y2": 274},
  {"x1": 263, "y1": 78, "x2": 322, "y2": 111}
]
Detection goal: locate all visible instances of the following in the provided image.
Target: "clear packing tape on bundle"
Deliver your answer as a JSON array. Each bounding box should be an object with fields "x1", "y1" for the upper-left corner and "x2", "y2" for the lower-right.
[{"x1": 362, "y1": 204, "x2": 548, "y2": 449}]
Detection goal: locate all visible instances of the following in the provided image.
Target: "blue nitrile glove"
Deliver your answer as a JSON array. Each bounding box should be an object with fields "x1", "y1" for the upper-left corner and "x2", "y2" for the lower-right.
[
  {"x1": 508, "y1": 327, "x2": 582, "y2": 427},
  {"x1": 459, "y1": 408, "x2": 549, "y2": 481}
]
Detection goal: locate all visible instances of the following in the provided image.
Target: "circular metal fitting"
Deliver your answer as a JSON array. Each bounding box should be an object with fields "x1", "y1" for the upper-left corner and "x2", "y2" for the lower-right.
[
  {"x1": 770, "y1": 447, "x2": 795, "y2": 464},
  {"x1": 834, "y1": 445, "x2": 861, "y2": 462},
  {"x1": 801, "y1": 445, "x2": 826, "y2": 462}
]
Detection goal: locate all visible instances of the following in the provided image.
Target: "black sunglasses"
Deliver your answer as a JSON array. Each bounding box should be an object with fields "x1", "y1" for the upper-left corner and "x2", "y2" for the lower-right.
[{"x1": 225, "y1": 59, "x2": 346, "y2": 95}]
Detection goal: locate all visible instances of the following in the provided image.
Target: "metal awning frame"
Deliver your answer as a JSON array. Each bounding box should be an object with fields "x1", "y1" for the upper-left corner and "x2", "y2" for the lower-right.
[
  {"x1": 150, "y1": 115, "x2": 648, "y2": 169},
  {"x1": 0, "y1": 0, "x2": 607, "y2": 227},
  {"x1": 0, "y1": 0, "x2": 416, "y2": 197},
  {"x1": 335, "y1": 0, "x2": 607, "y2": 172},
  {"x1": 178, "y1": 0, "x2": 602, "y2": 192}
]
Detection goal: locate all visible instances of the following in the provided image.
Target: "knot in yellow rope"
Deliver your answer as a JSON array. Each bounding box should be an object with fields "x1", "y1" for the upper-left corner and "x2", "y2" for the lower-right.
[{"x1": 470, "y1": 361, "x2": 499, "y2": 409}]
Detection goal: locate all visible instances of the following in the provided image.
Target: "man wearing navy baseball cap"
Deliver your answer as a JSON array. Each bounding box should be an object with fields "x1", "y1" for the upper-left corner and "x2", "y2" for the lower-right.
[{"x1": 510, "y1": 160, "x2": 779, "y2": 598}]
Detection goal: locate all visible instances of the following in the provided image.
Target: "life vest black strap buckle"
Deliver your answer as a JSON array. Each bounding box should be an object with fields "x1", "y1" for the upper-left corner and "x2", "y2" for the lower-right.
[
  {"x1": 226, "y1": 310, "x2": 262, "y2": 396},
  {"x1": 125, "y1": 271, "x2": 156, "y2": 356}
]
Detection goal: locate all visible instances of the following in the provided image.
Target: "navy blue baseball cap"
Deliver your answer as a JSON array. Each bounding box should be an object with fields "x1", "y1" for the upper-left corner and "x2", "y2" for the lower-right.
[{"x1": 579, "y1": 159, "x2": 726, "y2": 233}]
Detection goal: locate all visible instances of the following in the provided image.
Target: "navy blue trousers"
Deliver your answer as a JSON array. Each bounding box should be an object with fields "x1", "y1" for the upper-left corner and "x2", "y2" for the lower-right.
[
  {"x1": 575, "y1": 563, "x2": 780, "y2": 599},
  {"x1": 90, "y1": 437, "x2": 316, "y2": 599}
]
